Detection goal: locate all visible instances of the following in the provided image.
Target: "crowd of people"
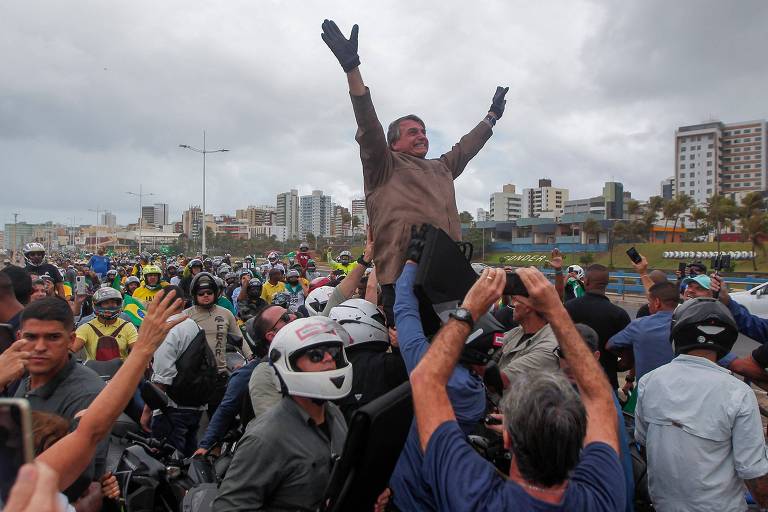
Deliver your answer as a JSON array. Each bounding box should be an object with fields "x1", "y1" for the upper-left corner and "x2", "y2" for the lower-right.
[{"x1": 3, "y1": 17, "x2": 768, "y2": 512}]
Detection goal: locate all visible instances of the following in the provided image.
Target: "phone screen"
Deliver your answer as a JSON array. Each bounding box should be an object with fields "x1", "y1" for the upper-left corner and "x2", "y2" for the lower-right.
[
  {"x1": 0, "y1": 400, "x2": 33, "y2": 504},
  {"x1": 626, "y1": 247, "x2": 642, "y2": 264}
]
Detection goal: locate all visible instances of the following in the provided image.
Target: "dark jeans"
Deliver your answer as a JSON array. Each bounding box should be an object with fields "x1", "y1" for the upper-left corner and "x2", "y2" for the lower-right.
[
  {"x1": 207, "y1": 372, "x2": 229, "y2": 420},
  {"x1": 151, "y1": 408, "x2": 203, "y2": 457}
]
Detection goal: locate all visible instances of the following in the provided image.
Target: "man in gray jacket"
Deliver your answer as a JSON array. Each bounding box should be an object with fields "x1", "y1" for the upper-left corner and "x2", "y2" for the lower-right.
[{"x1": 321, "y1": 19, "x2": 508, "y2": 324}]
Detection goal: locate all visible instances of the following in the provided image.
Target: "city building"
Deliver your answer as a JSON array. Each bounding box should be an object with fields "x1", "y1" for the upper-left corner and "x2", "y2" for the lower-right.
[
  {"x1": 603, "y1": 182, "x2": 624, "y2": 220},
  {"x1": 153, "y1": 203, "x2": 169, "y2": 226},
  {"x1": 660, "y1": 177, "x2": 675, "y2": 201},
  {"x1": 249, "y1": 225, "x2": 288, "y2": 242},
  {"x1": 489, "y1": 184, "x2": 523, "y2": 222},
  {"x1": 351, "y1": 199, "x2": 367, "y2": 233},
  {"x1": 476, "y1": 208, "x2": 489, "y2": 222},
  {"x1": 300, "y1": 190, "x2": 333, "y2": 238},
  {"x1": 236, "y1": 205, "x2": 275, "y2": 227},
  {"x1": 182, "y1": 206, "x2": 203, "y2": 241},
  {"x1": 562, "y1": 181, "x2": 626, "y2": 221},
  {"x1": 141, "y1": 206, "x2": 156, "y2": 226},
  {"x1": 100, "y1": 211, "x2": 117, "y2": 228},
  {"x1": 276, "y1": 190, "x2": 300, "y2": 239},
  {"x1": 332, "y1": 205, "x2": 351, "y2": 238},
  {"x1": 675, "y1": 119, "x2": 766, "y2": 204},
  {"x1": 521, "y1": 179, "x2": 569, "y2": 218}
]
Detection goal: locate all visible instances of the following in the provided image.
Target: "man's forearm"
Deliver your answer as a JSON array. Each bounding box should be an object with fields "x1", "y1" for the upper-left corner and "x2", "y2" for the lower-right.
[
  {"x1": 336, "y1": 262, "x2": 366, "y2": 299},
  {"x1": 347, "y1": 68, "x2": 365, "y2": 96},
  {"x1": 747, "y1": 476, "x2": 768, "y2": 508}
]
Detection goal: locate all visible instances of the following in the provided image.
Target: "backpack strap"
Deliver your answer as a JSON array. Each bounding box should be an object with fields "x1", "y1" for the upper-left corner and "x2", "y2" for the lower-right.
[
  {"x1": 110, "y1": 321, "x2": 129, "y2": 338},
  {"x1": 88, "y1": 323, "x2": 105, "y2": 337}
]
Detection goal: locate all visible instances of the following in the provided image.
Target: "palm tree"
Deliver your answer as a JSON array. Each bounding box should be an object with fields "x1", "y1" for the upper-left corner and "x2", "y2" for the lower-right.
[
  {"x1": 582, "y1": 218, "x2": 601, "y2": 245},
  {"x1": 661, "y1": 199, "x2": 676, "y2": 243},
  {"x1": 671, "y1": 194, "x2": 694, "y2": 242},
  {"x1": 626, "y1": 199, "x2": 641, "y2": 220},
  {"x1": 689, "y1": 207, "x2": 707, "y2": 233},
  {"x1": 647, "y1": 195, "x2": 664, "y2": 214},
  {"x1": 706, "y1": 195, "x2": 737, "y2": 253},
  {"x1": 609, "y1": 221, "x2": 631, "y2": 267}
]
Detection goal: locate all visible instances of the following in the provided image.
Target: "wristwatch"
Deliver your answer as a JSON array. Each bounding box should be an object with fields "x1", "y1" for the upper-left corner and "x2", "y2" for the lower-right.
[
  {"x1": 449, "y1": 308, "x2": 474, "y2": 330},
  {"x1": 357, "y1": 254, "x2": 372, "y2": 268}
]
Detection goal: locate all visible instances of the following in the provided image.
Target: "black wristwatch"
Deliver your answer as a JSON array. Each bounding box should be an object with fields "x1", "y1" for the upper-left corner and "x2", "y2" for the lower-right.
[
  {"x1": 357, "y1": 254, "x2": 372, "y2": 268},
  {"x1": 449, "y1": 308, "x2": 475, "y2": 330}
]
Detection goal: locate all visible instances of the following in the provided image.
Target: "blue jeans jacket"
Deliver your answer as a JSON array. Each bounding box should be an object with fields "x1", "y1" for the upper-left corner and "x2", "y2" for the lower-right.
[{"x1": 199, "y1": 359, "x2": 258, "y2": 449}]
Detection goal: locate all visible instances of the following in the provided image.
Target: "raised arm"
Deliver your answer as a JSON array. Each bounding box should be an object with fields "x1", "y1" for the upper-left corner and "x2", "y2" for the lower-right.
[
  {"x1": 334, "y1": 229, "x2": 373, "y2": 300},
  {"x1": 515, "y1": 267, "x2": 619, "y2": 454},
  {"x1": 37, "y1": 291, "x2": 185, "y2": 490}
]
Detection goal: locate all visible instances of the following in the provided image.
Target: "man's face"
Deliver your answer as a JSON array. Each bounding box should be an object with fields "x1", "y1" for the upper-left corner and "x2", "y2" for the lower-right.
[
  {"x1": 268, "y1": 271, "x2": 280, "y2": 284},
  {"x1": 295, "y1": 344, "x2": 339, "y2": 373},
  {"x1": 99, "y1": 299, "x2": 121, "y2": 310},
  {"x1": 196, "y1": 288, "x2": 216, "y2": 306},
  {"x1": 391, "y1": 120, "x2": 429, "y2": 158},
  {"x1": 511, "y1": 299, "x2": 531, "y2": 323},
  {"x1": 146, "y1": 274, "x2": 159, "y2": 286},
  {"x1": 20, "y1": 319, "x2": 74, "y2": 378},
  {"x1": 262, "y1": 306, "x2": 297, "y2": 343},
  {"x1": 191, "y1": 265, "x2": 202, "y2": 275},
  {"x1": 28, "y1": 252, "x2": 44, "y2": 266},
  {"x1": 241, "y1": 275, "x2": 251, "y2": 287},
  {"x1": 340, "y1": 256, "x2": 350, "y2": 265},
  {"x1": 684, "y1": 282, "x2": 711, "y2": 300},
  {"x1": 30, "y1": 284, "x2": 47, "y2": 302}
]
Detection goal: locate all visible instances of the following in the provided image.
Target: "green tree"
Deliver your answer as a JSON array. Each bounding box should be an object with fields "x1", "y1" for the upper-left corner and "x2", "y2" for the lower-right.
[
  {"x1": 689, "y1": 206, "x2": 707, "y2": 233},
  {"x1": 625, "y1": 199, "x2": 641, "y2": 218},
  {"x1": 705, "y1": 195, "x2": 737, "y2": 253},
  {"x1": 608, "y1": 221, "x2": 631, "y2": 267},
  {"x1": 739, "y1": 192, "x2": 768, "y2": 270},
  {"x1": 670, "y1": 194, "x2": 694, "y2": 242},
  {"x1": 459, "y1": 211, "x2": 474, "y2": 224},
  {"x1": 647, "y1": 195, "x2": 664, "y2": 215},
  {"x1": 463, "y1": 228, "x2": 489, "y2": 260},
  {"x1": 661, "y1": 199, "x2": 676, "y2": 243},
  {"x1": 582, "y1": 218, "x2": 601, "y2": 244}
]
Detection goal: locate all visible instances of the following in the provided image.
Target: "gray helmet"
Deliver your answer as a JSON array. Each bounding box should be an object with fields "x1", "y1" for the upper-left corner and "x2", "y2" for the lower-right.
[{"x1": 671, "y1": 298, "x2": 738, "y2": 358}]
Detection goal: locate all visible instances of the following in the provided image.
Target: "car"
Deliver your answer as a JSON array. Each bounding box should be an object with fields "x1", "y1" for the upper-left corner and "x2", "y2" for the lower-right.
[{"x1": 730, "y1": 281, "x2": 768, "y2": 319}]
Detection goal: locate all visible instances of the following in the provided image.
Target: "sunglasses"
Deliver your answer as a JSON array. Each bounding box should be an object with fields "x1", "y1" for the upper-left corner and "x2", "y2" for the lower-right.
[
  {"x1": 302, "y1": 345, "x2": 341, "y2": 363},
  {"x1": 269, "y1": 312, "x2": 292, "y2": 332},
  {"x1": 196, "y1": 290, "x2": 214, "y2": 297}
]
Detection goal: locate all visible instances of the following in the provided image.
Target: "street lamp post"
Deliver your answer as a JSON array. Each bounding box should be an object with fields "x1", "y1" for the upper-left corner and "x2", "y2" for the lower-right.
[
  {"x1": 88, "y1": 206, "x2": 101, "y2": 252},
  {"x1": 179, "y1": 130, "x2": 229, "y2": 255},
  {"x1": 126, "y1": 186, "x2": 155, "y2": 254}
]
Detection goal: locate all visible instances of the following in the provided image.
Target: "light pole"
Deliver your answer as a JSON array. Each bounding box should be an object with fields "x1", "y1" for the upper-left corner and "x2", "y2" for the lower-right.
[
  {"x1": 179, "y1": 130, "x2": 229, "y2": 255},
  {"x1": 88, "y1": 206, "x2": 101, "y2": 252},
  {"x1": 126, "y1": 186, "x2": 155, "y2": 254}
]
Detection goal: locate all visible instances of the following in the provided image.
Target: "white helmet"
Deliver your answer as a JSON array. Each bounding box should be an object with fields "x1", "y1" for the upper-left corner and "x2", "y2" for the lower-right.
[
  {"x1": 328, "y1": 299, "x2": 389, "y2": 348},
  {"x1": 566, "y1": 264, "x2": 585, "y2": 280},
  {"x1": 305, "y1": 286, "x2": 335, "y2": 316},
  {"x1": 269, "y1": 317, "x2": 353, "y2": 400},
  {"x1": 23, "y1": 242, "x2": 46, "y2": 266}
]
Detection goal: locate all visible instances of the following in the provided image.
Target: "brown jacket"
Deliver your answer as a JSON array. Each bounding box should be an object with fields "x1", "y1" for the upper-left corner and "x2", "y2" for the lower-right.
[{"x1": 351, "y1": 89, "x2": 493, "y2": 285}]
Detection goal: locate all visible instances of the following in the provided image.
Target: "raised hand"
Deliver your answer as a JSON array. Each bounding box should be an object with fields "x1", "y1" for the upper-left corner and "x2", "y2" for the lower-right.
[
  {"x1": 489, "y1": 86, "x2": 509, "y2": 119},
  {"x1": 548, "y1": 248, "x2": 563, "y2": 271},
  {"x1": 461, "y1": 267, "x2": 506, "y2": 320},
  {"x1": 0, "y1": 339, "x2": 29, "y2": 387},
  {"x1": 321, "y1": 19, "x2": 360, "y2": 73},
  {"x1": 405, "y1": 225, "x2": 429, "y2": 264},
  {"x1": 514, "y1": 266, "x2": 565, "y2": 318}
]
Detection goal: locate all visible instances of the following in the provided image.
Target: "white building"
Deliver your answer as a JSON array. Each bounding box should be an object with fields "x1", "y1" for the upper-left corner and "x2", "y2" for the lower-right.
[
  {"x1": 351, "y1": 198, "x2": 368, "y2": 233},
  {"x1": 476, "y1": 208, "x2": 489, "y2": 222},
  {"x1": 250, "y1": 225, "x2": 288, "y2": 242},
  {"x1": 300, "y1": 190, "x2": 333, "y2": 238},
  {"x1": 489, "y1": 184, "x2": 523, "y2": 222},
  {"x1": 276, "y1": 190, "x2": 300, "y2": 239},
  {"x1": 521, "y1": 179, "x2": 568, "y2": 218}
]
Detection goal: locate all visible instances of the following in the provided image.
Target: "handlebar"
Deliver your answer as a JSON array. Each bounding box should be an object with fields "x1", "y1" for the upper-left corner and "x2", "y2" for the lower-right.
[{"x1": 125, "y1": 431, "x2": 178, "y2": 458}]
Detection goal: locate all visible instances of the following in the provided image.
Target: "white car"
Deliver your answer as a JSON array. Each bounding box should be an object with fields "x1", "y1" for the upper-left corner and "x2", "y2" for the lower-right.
[{"x1": 730, "y1": 281, "x2": 768, "y2": 319}]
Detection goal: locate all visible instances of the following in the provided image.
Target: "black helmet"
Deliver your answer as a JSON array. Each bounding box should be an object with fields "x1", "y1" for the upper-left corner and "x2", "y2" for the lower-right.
[
  {"x1": 246, "y1": 279, "x2": 263, "y2": 299},
  {"x1": 189, "y1": 258, "x2": 203, "y2": 269},
  {"x1": 190, "y1": 272, "x2": 219, "y2": 307},
  {"x1": 670, "y1": 297, "x2": 738, "y2": 358},
  {"x1": 271, "y1": 292, "x2": 291, "y2": 309},
  {"x1": 460, "y1": 313, "x2": 506, "y2": 365}
]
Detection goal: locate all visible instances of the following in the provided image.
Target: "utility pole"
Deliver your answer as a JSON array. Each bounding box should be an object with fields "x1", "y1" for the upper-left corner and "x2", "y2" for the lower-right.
[
  {"x1": 127, "y1": 186, "x2": 155, "y2": 254},
  {"x1": 88, "y1": 206, "x2": 101, "y2": 252}
]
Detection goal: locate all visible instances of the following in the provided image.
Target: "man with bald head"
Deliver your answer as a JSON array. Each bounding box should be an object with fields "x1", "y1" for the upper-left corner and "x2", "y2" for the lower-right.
[{"x1": 564, "y1": 264, "x2": 630, "y2": 390}]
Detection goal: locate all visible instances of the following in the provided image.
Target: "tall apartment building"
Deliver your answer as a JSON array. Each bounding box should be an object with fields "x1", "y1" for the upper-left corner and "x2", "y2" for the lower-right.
[
  {"x1": 236, "y1": 205, "x2": 275, "y2": 227},
  {"x1": 489, "y1": 184, "x2": 523, "y2": 222},
  {"x1": 300, "y1": 190, "x2": 333, "y2": 238},
  {"x1": 332, "y1": 205, "x2": 351, "y2": 238},
  {"x1": 351, "y1": 199, "x2": 368, "y2": 232},
  {"x1": 476, "y1": 208, "x2": 489, "y2": 222},
  {"x1": 659, "y1": 177, "x2": 675, "y2": 201},
  {"x1": 182, "y1": 206, "x2": 203, "y2": 241},
  {"x1": 153, "y1": 204, "x2": 169, "y2": 226},
  {"x1": 563, "y1": 181, "x2": 626, "y2": 220},
  {"x1": 141, "y1": 206, "x2": 155, "y2": 226},
  {"x1": 100, "y1": 211, "x2": 117, "y2": 228},
  {"x1": 521, "y1": 179, "x2": 568, "y2": 218},
  {"x1": 675, "y1": 120, "x2": 767, "y2": 204},
  {"x1": 276, "y1": 190, "x2": 300, "y2": 239}
]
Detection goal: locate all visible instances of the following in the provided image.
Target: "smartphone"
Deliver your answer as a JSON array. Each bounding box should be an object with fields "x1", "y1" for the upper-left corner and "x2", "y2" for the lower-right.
[
  {"x1": 75, "y1": 275, "x2": 87, "y2": 295},
  {"x1": 0, "y1": 399, "x2": 34, "y2": 503},
  {"x1": 626, "y1": 247, "x2": 642, "y2": 265},
  {"x1": 678, "y1": 262, "x2": 687, "y2": 275},
  {"x1": 504, "y1": 271, "x2": 529, "y2": 297}
]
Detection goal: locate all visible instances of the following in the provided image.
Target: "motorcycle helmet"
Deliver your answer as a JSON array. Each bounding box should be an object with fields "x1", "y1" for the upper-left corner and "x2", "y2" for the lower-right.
[
  {"x1": 299, "y1": 243, "x2": 309, "y2": 252},
  {"x1": 269, "y1": 317, "x2": 353, "y2": 400},
  {"x1": 566, "y1": 264, "x2": 585, "y2": 280},
  {"x1": 214, "y1": 276, "x2": 226, "y2": 296},
  {"x1": 309, "y1": 276, "x2": 332, "y2": 293},
  {"x1": 670, "y1": 297, "x2": 738, "y2": 358},
  {"x1": 142, "y1": 265, "x2": 163, "y2": 291},
  {"x1": 272, "y1": 292, "x2": 292, "y2": 309},
  {"x1": 460, "y1": 313, "x2": 506, "y2": 365},
  {"x1": 305, "y1": 286, "x2": 334, "y2": 316},
  {"x1": 188, "y1": 258, "x2": 204, "y2": 271},
  {"x1": 328, "y1": 299, "x2": 388, "y2": 348},
  {"x1": 286, "y1": 269, "x2": 300, "y2": 283},
  {"x1": 23, "y1": 242, "x2": 46, "y2": 267},
  {"x1": 338, "y1": 250, "x2": 352, "y2": 264},
  {"x1": 225, "y1": 272, "x2": 238, "y2": 284},
  {"x1": 240, "y1": 269, "x2": 253, "y2": 279},
  {"x1": 246, "y1": 278, "x2": 263, "y2": 300},
  {"x1": 307, "y1": 259, "x2": 317, "y2": 271},
  {"x1": 268, "y1": 252, "x2": 278, "y2": 262},
  {"x1": 190, "y1": 272, "x2": 219, "y2": 307},
  {"x1": 93, "y1": 286, "x2": 123, "y2": 320},
  {"x1": 106, "y1": 269, "x2": 118, "y2": 281},
  {"x1": 124, "y1": 275, "x2": 141, "y2": 291}
]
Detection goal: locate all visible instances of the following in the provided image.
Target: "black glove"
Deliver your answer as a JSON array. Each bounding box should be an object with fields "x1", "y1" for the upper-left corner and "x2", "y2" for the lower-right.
[
  {"x1": 321, "y1": 19, "x2": 360, "y2": 73},
  {"x1": 488, "y1": 86, "x2": 509, "y2": 119},
  {"x1": 405, "y1": 225, "x2": 429, "y2": 264}
]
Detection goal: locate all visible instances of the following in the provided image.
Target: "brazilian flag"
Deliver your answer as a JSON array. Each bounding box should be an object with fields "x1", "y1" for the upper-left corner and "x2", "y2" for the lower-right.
[
  {"x1": 111, "y1": 275, "x2": 122, "y2": 291},
  {"x1": 122, "y1": 294, "x2": 146, "y2": 327}
]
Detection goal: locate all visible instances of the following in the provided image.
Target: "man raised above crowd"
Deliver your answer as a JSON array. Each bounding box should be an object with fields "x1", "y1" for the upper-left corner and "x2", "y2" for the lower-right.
[{"x1": 321, "y1": 19, "x2": 508, "y2": 323}]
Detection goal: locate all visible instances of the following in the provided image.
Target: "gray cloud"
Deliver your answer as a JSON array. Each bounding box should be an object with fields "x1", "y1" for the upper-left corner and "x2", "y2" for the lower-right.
[{"x1": 1, "y1": 0, "x2": 766, "y2": 228}]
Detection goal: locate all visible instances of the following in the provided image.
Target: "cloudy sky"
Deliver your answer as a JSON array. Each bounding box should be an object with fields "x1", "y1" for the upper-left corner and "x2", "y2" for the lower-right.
[{"x1": 2, "y1": 0, "x2": 767, "y2": 228}]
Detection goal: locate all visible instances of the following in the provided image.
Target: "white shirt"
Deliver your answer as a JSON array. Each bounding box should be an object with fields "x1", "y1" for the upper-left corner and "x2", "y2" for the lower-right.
[{"x1": 636, "y1": 354, "x2": 768, "y2": 512}]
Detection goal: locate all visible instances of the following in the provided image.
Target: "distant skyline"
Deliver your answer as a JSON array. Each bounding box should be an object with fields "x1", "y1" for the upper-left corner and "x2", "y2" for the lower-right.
[{"x1": 2, "y1": 0, "x2": 767, "y2": 227}]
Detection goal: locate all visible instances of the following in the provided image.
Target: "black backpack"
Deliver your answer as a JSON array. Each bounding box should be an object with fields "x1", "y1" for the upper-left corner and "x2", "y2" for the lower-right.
[{"x1": 167, "y1": 328, "x2": 218, "y2": 406}]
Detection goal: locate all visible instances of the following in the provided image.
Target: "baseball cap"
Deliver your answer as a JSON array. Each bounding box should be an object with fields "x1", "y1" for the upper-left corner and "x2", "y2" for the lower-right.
[{"x1": 682, "y1": 275, "x2": 711, "y2": 290}]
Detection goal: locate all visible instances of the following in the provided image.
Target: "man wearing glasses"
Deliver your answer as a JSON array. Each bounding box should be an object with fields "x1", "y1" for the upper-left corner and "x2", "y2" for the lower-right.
[{"x1": 215, "y1": 317, "x2": 352, "y2": 512}]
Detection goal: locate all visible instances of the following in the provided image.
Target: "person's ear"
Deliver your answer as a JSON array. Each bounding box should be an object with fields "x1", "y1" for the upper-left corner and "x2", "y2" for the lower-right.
[{"x1": 265, "y1": 331, "x2": 275, "y2": 344}]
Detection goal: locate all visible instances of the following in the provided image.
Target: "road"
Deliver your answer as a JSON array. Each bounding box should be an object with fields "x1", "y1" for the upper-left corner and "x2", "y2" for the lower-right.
[{"x1": 615, "y1": 298, "x2": 759, "y2": 358}]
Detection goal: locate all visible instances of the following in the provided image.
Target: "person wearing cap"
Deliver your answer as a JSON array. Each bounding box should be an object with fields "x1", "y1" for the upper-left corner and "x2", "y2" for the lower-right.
[
  {"x1": 261, "y1": 268, "x2": 286, "y2": 306},
  {"x1": 682, "y1": 274, "x2": 713, "y2": 300},
  {"x1": 215, "y1": 317, "x2": 351, "y2": 512},
  {"x1": 635, "y1": 298, "x2": 768, "y2": 510}
]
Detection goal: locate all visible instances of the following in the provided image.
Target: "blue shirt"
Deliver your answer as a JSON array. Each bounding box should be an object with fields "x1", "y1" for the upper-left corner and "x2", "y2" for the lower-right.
[
  {"x1": 389, "y1": 263, "x2": 486, "y2": 511},
  {"x1": 422, "y1": 421, "x2": 626, "y2": 512},
  {"x1": 607, "y1": 310, "x2": 675, "y2": 381},
  {"x1": 199, "y1": 359, "x2": 257, "y2": 449},
  {"x1": 88, "y1": 255, "x2": 110, "y2": 278},
  {"x1": 727, "y1": 298, "x2": 768, "y2": 343},
  {"x1": 613, "y1": 395, "x2": 635, "y2": 512}
]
